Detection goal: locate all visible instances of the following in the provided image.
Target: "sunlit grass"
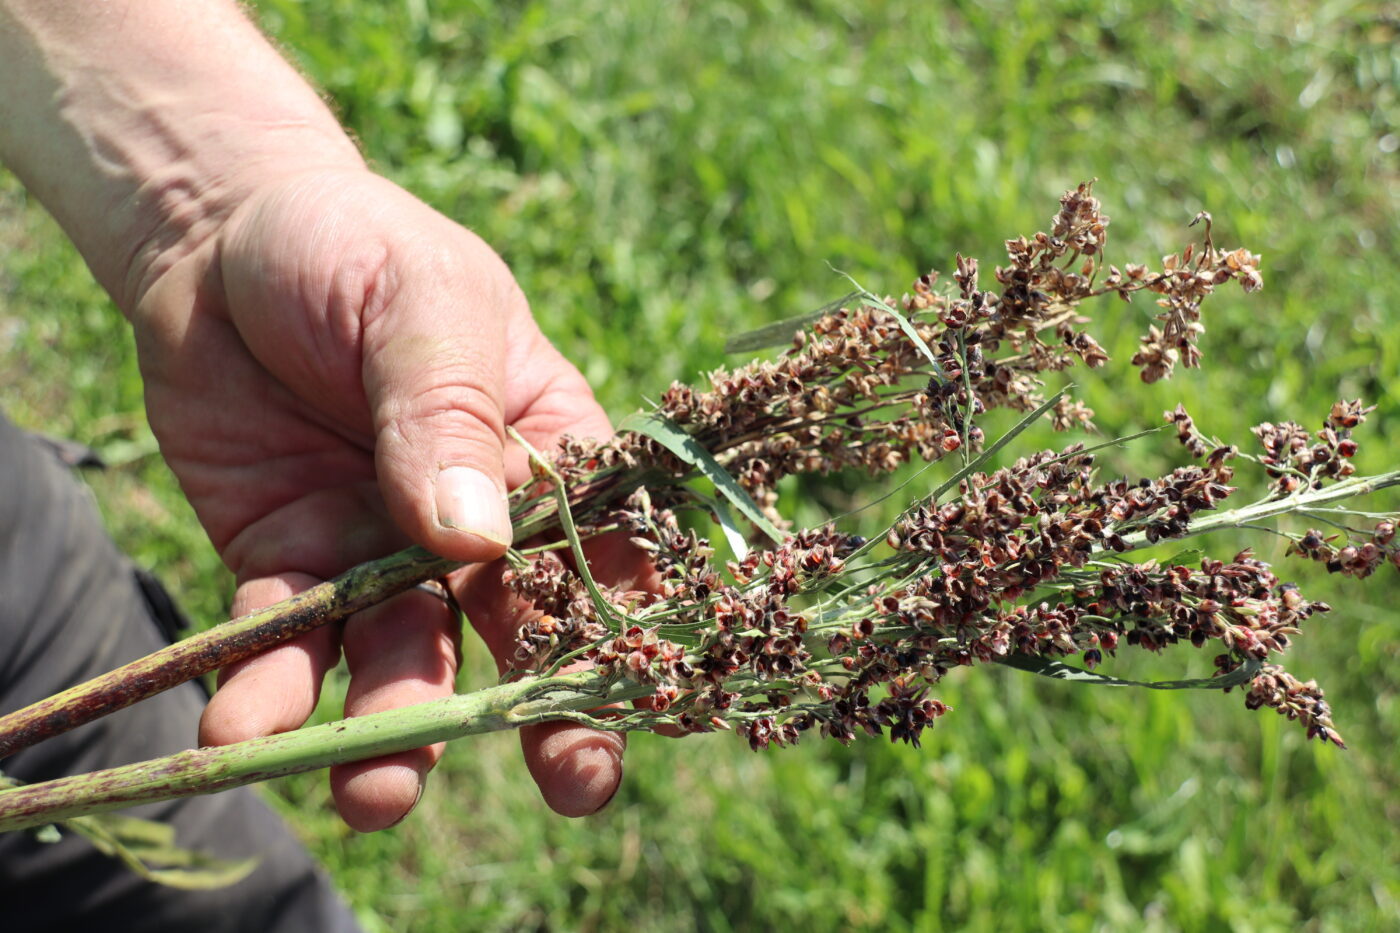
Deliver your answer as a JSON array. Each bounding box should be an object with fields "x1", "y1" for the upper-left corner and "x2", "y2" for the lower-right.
[{"x1": 2, "y1": 1, "x2": 1396, "y2": 929}]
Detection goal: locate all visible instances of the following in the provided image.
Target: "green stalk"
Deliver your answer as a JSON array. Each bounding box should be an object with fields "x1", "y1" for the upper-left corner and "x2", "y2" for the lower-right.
[
  {"x1": 1118, "y1": 470, "x2": 1400, "y2": 549},
  {"x1": 0, "y1": 473, "x2": 599, "y2": 761},
  {"x1": 0, "y1": 670, "x2": 650, "y2": 832}
]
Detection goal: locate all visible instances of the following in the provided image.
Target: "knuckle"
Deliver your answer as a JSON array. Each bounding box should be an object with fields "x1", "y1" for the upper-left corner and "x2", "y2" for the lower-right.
[{"x1": 379, "y1": 377, "x2": 505, "y2": 448}]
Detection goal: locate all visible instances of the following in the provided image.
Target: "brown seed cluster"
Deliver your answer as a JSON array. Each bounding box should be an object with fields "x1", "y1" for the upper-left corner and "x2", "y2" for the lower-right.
[
  {"x1": 506, "y1": 553, "x2": 611, "y2": 670},
  {"x1": 1127, "y1": 215, "x2": 1263, "y2": 382},
  {"x1": 1165, "y1": 404, "x2": 1210, "y2": 458},
  {"x1": 1287, "y1": 520, "x2": 1399, "y2": 578},
  {"x1": 531, "y1": 182, "x2": 1256, "y2": 522},
  {"x1": 810, "y1": 547, "x2": 1338, "y2": 745},
  {"x1": 1095, "y1": 552, "x2": 1327, "y2": 662},
  {"x1": 1098, "y1": 459, "x2": 1237, "y2": 545},
  {"x1": 886, "y1": 447, "x2": 1104, "y2": 597},
  {"x1": 512, "y1": 425, "x2": 1363, "y2": 752},
  {"x1": 519, "y1": 429, "x2": 1353, "y2": 751},
  {"x1": 1245, "y1": 664, "x2": 1343, "y2": 747},
  {"x1": 510, "y1": 490, "x2": 873, "y2": 724},
  {"x1": 756, "y1": 447, "x2": 1325, "y2": 749},
  {"x1": 995, "y1": 183, "x2": 1105, "y2": 330},
  {"x1": 1253, "y1": 398, "x2": 1374, "y2": 496}
]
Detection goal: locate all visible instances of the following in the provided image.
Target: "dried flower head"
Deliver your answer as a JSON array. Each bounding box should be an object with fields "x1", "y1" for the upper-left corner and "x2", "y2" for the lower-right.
[{"x1": 491, "y1": 185, "x2": 1394, "y2": 759}]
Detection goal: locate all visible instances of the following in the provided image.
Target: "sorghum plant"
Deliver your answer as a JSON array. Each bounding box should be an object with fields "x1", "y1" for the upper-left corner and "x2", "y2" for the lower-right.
[{"x1": 1, "y1": 181, "x2": 1396, "y2": 835}]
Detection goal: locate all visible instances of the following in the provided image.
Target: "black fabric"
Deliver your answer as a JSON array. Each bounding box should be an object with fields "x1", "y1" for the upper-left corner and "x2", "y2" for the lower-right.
[
  {"x1": 24, "y1": 431, "x2": 106, "y2": 470},
  {"x1": 0, "y1": 415, "x2": 362, "y2": 933},
  {"x1": 132, "y1": 566, "x2": 199, "y2": 666}
]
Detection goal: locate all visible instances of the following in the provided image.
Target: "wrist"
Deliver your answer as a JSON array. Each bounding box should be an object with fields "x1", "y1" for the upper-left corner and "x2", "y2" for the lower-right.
[
  {"x1": 115, "y1": 120, "x2": 366, "y2": 317},
  {"x1": 0, "y1": 0, "x2": 365, "y2": 312}
]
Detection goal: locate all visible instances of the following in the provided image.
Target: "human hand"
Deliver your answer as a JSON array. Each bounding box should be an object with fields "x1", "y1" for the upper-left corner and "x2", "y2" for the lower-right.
[
  {"x1": 132, "y1": 167, "x2": 648, "y2": 829},
  {"x1": 0, "y1": 0, "x2": 649, "y2": 828}
]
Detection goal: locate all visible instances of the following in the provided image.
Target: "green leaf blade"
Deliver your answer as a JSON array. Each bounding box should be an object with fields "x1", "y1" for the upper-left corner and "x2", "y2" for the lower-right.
[
  {"x1": 618, "y1": 411, "x2": 785, "y2": 544},
  {"x1": 996, "y1": 654, "x2": 1264, "y2": 690},
  {"x1": 724, "y1": 290, "x2": 862, "y2": 354}
]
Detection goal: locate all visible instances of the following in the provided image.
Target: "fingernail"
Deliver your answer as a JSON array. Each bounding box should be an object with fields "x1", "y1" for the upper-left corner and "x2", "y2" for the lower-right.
[
  {"x1": 407, "y1": 767, "x2": 426, "y2": 811},
  {"x1": 591, "y1": 766, "x2": 623, "y2": 815},
  {"x1": 386, "y1": 777, "x2": 426, "y2": 829},
  {"x1": 434, "y1": 466, "x2": 513, "y2": 544}
]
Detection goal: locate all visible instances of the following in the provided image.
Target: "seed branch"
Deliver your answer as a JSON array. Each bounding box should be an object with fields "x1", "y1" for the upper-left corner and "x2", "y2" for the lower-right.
[
  {"x1": 3, "y1": 463, "x2": 1390, "y2": 831},
  {"x1": 1122, "y1": 471, "x2": 1400, "y2": 549}
]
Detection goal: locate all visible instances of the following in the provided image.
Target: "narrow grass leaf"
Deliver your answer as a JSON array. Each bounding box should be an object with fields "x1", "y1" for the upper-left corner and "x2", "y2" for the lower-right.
[
  {"x1": 724, "y1": 290, "x2": 861, "y2": 353},
  {"x1": 618, "y1": 411, "x2": 784, "y2": 543},
  {"x1": 833, "y1": 270, "x2": 947, "y2": 381},
  {"x1": 68, "y1": 813, "x2": 258, "y2": 890},
  {"x1": 997, "y1": 653, "x2": 1263, "y2": 690},
  {"x1": 711, "y1": 497, "x2": 750, "y2": 561}
]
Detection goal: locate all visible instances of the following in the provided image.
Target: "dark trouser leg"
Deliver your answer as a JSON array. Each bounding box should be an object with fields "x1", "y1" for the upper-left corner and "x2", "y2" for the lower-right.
[{"x1": 0, "y1": 415, "x2": 362, "y2": 933}]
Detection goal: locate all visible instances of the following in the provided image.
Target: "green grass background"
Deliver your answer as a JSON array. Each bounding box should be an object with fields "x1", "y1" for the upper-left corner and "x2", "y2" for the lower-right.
[{"x1": 2, "y1": 1, "x2": 1398, "y2": 929}]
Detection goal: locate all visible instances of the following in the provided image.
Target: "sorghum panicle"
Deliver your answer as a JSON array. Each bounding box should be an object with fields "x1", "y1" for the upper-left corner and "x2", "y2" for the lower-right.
[{"x1": 495, "y1": 184, "x2": 1388, "y2": 756}]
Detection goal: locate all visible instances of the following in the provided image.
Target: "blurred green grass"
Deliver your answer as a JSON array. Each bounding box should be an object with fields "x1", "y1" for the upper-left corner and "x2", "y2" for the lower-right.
[{"x1": 2, "y1": 0, "x2": 1398, "y2": 929}]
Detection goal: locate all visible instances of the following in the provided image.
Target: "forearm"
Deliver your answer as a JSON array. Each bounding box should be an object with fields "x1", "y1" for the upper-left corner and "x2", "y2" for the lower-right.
[{"x1": 0, "y1": 0, "x2": 364, "y2": 311}]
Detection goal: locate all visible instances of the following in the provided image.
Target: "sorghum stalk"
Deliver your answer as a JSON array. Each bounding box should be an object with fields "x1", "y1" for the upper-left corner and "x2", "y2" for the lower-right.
[
  {"x1": 0, "y1": 546, "x2": 456, "y2": 761},
  {"x1": 0, "y1": 470, "x2": 653, "y2": 760},
  {"x1": 0, "y1": 672, "x2": 653, "y2": 832}
]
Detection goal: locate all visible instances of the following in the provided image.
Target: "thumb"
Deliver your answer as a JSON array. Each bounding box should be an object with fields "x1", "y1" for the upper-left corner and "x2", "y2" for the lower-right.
[{"x1": 362, "y1": 248, "x2": 515, "y2": 563}]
